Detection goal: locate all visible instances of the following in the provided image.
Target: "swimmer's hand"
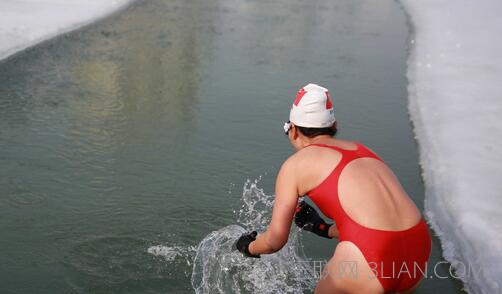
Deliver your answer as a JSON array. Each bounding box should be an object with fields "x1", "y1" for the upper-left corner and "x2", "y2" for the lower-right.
[
  {"x1": 295, "y1": 201, "x2": 333, "y2": 239},
  {"x1": 235, "y1": 231, "x2": 261, "y2": 258}
]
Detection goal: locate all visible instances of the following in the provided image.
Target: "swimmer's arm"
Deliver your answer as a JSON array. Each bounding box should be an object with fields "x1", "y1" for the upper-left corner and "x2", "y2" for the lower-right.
[{"x1": 249, "y1": 160, "x2": 298, "y2": 255}]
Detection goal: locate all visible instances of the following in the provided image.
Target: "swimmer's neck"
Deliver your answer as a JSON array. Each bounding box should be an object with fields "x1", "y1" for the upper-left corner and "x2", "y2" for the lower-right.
[{"x1": 298, "y1": 135, "x2": 335, "y2": 149}]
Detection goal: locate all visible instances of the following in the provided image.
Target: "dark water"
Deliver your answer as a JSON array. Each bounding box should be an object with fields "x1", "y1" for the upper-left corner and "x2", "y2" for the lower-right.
[{"x1": 0, "y1": 0, "x2": 464, "y2": 293}]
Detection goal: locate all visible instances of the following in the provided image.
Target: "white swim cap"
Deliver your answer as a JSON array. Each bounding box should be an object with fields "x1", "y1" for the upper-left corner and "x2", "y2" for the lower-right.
[{"x1": 289, "y1": 83, "x2": 336, "y2": 128}]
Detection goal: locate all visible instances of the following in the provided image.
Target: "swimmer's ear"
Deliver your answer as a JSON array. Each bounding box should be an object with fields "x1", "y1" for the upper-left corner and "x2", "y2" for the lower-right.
[{"x1": 290, "y1": 123, "x2": 299, "y2": 139}]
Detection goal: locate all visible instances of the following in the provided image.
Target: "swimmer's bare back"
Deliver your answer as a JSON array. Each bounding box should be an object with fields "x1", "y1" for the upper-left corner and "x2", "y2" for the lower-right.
[
  {"x1": 294, "y1": 138, "x2": 422, "y2": 231},
  {"x1": 289, "y1": 138, "x2": 426, "y2": 293}
]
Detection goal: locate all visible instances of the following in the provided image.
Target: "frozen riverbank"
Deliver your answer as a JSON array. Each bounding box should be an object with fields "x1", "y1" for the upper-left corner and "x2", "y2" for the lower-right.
[
  {"x1": 0, "y1": 0, "x2": 132, "y2": 61},
  {"x1": 401, "y1": 0, "x2": 502, "y2": 292}
]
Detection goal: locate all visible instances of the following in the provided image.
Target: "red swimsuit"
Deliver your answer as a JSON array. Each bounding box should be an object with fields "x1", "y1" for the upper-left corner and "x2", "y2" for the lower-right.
[{"x1": 306, "y1": 142, "x2": 432, "y2": 292}]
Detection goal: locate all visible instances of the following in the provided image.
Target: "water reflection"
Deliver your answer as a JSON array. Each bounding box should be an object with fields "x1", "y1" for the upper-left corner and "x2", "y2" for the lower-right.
[{"x1": 0, "y1": 1, "x2": 216, "y2": 292}]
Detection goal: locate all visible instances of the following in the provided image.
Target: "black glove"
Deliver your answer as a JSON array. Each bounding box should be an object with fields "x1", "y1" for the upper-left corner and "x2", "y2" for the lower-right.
[
  {"x1": 235, "y1": 231, "x2": 261, "y2": 258},
  {"x1": 294, "y1": 201, "x2": 333, "y2": 239}
]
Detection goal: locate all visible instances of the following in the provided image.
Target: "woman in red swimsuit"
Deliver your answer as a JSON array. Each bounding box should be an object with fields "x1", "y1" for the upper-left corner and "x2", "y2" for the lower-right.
[{"x1": 235, "y1": 83, "x2": 432, "y2": 294}]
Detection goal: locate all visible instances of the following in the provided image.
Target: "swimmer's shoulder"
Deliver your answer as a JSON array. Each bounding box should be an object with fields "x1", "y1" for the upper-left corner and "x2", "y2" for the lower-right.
[
  {"x1": 278, "y1": 148, "x2": 313, "y2": 180},
  {"x1": 285, "y1": 145, "x2": 322, "y2": 166}
]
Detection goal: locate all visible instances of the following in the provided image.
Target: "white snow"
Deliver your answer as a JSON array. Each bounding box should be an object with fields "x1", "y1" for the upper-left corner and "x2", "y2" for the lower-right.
[
  {"x1": 400, "y1": 0, "x2": 502, "y2": 293},
  {"x1": 0, "y1": 0, "x2": 132, "y2": 61}
]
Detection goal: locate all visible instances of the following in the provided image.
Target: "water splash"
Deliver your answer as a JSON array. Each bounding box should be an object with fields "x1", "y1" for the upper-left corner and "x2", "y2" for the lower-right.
[
  {"x1": 191, "y1": 179, "x2": 315, "y2": 293},
  {"x1": 147, "y1": 245, "x2": 197, "y2": 263}
]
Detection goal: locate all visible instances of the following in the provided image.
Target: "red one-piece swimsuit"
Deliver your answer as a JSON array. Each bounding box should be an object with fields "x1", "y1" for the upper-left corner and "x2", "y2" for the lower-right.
[{"x1": 306, "y1": 142, "x2": 432, "y2": 292}]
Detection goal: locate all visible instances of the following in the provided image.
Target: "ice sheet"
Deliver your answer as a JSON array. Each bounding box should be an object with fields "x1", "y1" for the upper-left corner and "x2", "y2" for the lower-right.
[
  {"x1": 0, "y1": 0, "x2": 132, "y2": 60},
  {"x1": 400, "y1": 0, "x2": 502, "y2": 292}
]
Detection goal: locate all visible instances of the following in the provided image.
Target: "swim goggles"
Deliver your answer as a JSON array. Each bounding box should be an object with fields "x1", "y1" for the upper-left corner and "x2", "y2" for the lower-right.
[{"x1": 283, "y1": 120, "x2": 292, "y2": 135}]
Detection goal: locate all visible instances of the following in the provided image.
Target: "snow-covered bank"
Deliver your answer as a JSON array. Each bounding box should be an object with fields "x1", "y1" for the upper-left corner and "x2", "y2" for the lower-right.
[
  {"x1": 0, "y1": 0, "x2": 133, "y2": 61},
  {"x1": 400, "y1": 0, "x2": 502, "y2": 293}
]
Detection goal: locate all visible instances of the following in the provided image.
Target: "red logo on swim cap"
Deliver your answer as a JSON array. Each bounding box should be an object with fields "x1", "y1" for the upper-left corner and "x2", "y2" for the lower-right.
[
  {"x1": 325, "y1": 91, "x2": 333, "y2": 109},
  {"x1": 294, "y1": 88, "x2": 307, "y2": 106}
]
